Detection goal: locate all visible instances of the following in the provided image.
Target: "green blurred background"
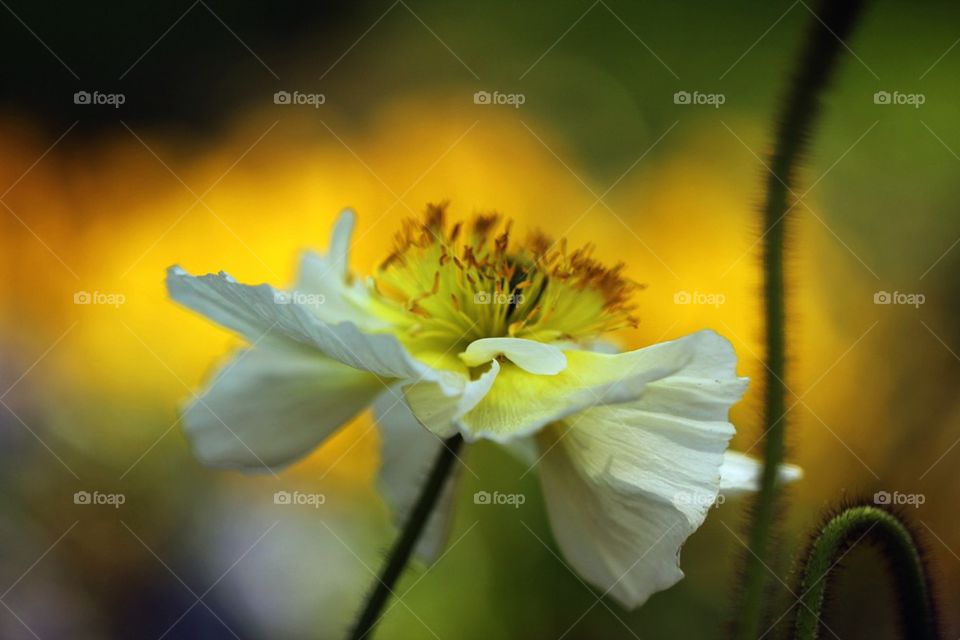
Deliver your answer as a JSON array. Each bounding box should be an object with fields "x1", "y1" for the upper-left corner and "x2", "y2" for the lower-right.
[{"x1": 1, "y1": 1, "x2": 959, "y2": 638}]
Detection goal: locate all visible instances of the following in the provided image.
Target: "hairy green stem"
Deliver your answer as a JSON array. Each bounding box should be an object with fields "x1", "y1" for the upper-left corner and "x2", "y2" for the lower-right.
[
  {"x1": 790, "y1": 505, "x2": 940, "y2": 640},
  {"x1": 734, "y1": 0, "x2": 869, "y2": 636},
  {"x1": 349, "y1": 434, "x2": 464, "y2": 640}
]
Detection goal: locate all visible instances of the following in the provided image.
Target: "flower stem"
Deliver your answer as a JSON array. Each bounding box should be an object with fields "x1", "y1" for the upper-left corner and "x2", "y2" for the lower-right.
[
  {"x1": 733, "y1": 0, "x2": 869, "y2": 637},
  {"x1": 790, "y1": 505, "x2": 940, "y2": 640},
  {"x1": 349, "y1": 433, "x2": 464, "y2": 640}
]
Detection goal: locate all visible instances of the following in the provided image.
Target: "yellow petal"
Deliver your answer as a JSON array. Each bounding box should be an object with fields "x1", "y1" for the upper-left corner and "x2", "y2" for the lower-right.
[{"x1": 459, "y1": 330, "x2": 741, "y2": 442}]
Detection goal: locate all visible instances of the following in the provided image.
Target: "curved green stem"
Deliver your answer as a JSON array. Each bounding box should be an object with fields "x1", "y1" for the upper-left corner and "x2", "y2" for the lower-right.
[
  {"x1": 349, "y1": 434, "x2": 464, "y2": 640},
  {"x1": 733, "y1": 0, "x2": 870, "y2": 636},
  {"x1": 791, "y1": 505, "x2": 940, "y2": 640}
]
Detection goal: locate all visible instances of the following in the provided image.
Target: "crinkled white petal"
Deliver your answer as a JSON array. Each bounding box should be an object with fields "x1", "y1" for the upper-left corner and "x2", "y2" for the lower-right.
[
  {"x1": 459, "y1": 337, "x2": 566, "y2": 375},
  {"x1": 458, "y1": 330, "x2": 744, "y2": 443},
  {"x1": 183, "y1": 341, "x2": 382, "y2": 470},
  {"x1": 536, "y1": 330, "x2": 746, "y2": 609},
  {"x1": 166, "y1": 266, "x2": 463, "y2": 395},
  {"x1": 373, "y1": 389, "x2": 461, "y2": 561},
  {"x1": 719, "y1": 450, "x2": 803, "y2": 496}
]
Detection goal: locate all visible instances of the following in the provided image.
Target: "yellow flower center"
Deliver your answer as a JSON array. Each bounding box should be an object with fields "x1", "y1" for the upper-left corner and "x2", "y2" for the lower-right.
[{"x1": 368, "y1": 204, "x2": 639, "y2": 355}]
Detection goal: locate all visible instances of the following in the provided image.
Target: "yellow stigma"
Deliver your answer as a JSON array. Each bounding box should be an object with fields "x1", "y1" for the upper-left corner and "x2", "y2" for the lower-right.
[{"x1": 369, "y1": 204, "x2": 640, "y2": 352}]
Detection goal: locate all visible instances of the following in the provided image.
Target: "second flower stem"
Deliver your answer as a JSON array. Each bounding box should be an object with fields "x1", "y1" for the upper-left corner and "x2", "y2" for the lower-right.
[
  {"x1": 733, "y1": 0, "x2": 869, "y2": 637},
  {"x1": 349, "y1": 433, "x2": 464, "y2": 640}
]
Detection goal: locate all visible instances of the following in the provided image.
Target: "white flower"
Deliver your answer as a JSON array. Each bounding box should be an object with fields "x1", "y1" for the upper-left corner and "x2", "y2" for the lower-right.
[{"x1": 167, "y1": 206, "x2": 801, "y2": 609}]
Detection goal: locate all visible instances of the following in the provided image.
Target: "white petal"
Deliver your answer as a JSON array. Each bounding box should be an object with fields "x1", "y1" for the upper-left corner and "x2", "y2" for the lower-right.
[
  {"x1": 373, "y1": 389, "x2": 460, "y2": 561},
  {"x1": 536, "y1": 331, "x2": 746, "y2": 608},
  {"x1": 183, "y1": 342, "x2": 382, "y2": 470},
  {"x1": 295, "y1": 210, "x2": 382, "y2": 329},
  {"x1": 403, "y1": 360, "x2": 500, "y2": 437},
  {"x1": 326, "y1": 208, "x2": 355, "y2": 280},
  {"x1": 459, "y1": 338, "x2": 566, "y2": 375},
  {"x1": 502, "y1": 437, "x2": 539, "y2": 467},
  {"x1": 719, "y1": 451, "x2": 803, "y2": 496},
  {"x1": 167, "y1": 267, "x2": 461, "y2": 394},
  {"x1": 459, "y1": 329, "x2": 743, "y2": 443}
]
